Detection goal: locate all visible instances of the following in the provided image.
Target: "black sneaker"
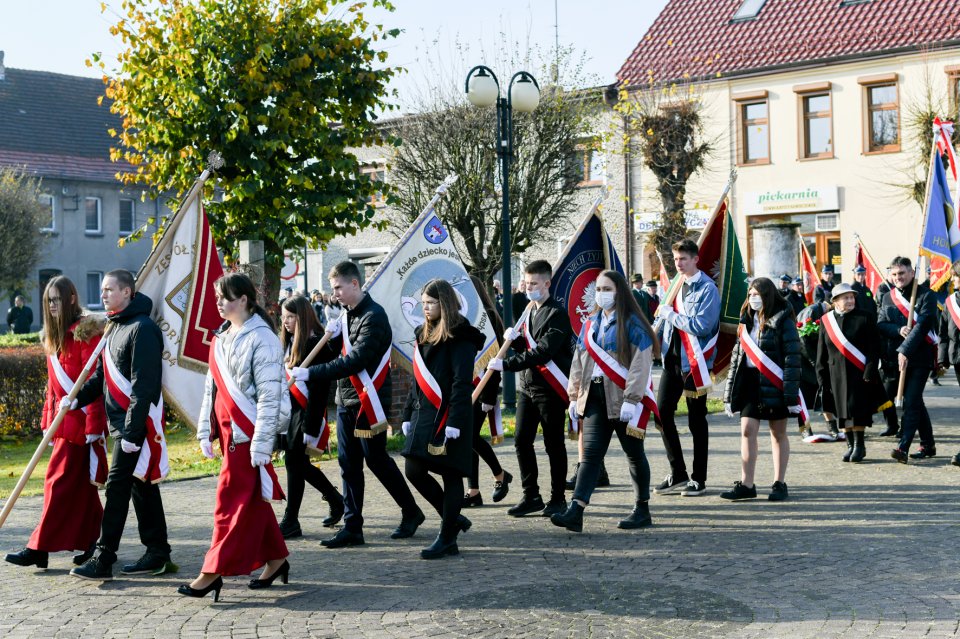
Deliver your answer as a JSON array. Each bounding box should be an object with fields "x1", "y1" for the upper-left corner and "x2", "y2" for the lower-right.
[
  {"x1": 390, "y1": 509, "x2": 426, "y2": 539},
  {"x1": 541, "y1": 499, "x2": 568, "y2": 517},
  {"x1": 120, "y1": 553, "x2": 171, "y2": 575},
  {"x1": 491, "y1": 471, "x2": 513, "y2": 503},
  {"x1": 891, "y1": 448, "x2": 908, "y2": 464},
  {"x1": 462, "y1": 492, "x2": 483, "y2": 508},
  {"x1": 653, "y1": 474, "x2": 688, "y2": 495},
  {"x1": 321, "y1": 528, "x2": 365, "y2": 549},
  {"x1": 768, "y1": 481, "x2": 789, "y2": 502},
  {"x1": 70, "y1": 556, "x2": 113, "y2": 581},
  {"x1": 909, "y1": 446, "x2": 936, "y2": 459},
  {"x1": 507, "y1": 495, "x2": 545, "y2": 517},
  {"x1": 719, "y1": 481, "x2": 757, "y2": 501},
  {"x1": 681, "y1": 480, "x2": 706, "y2": 497}
]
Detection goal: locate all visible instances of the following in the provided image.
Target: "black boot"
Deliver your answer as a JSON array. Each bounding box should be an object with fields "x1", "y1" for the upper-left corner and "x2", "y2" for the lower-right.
[
  {"x1": 549, "y1": 502, "x2": 584, "y2": 533},
  {"x1": 73, "y1": 543, "x2": 96, "y2": 566},
  {"x1": 322, "y1": 495, "x2": 345, "y2": 528},
  {"x1": 850, "y1": 430, "x2": 866, "y2": 463},
  {"x1": 279, "y1": 516, "x2": 302, "y2": 540},
  {"x1": 827, "y1": 419, "x2": 840, "y2": 440},
  {"x1": 420, "y1": 531, "x2": 459, "y2": 560},
  {"x1": 597, "y1": 462, "x2": 610, "y2": 488},
  {"x1": 618, "y1": 501, "x2": 653, "y2": 529},
  {"x1": 5, "y1": 548, "x2": 48, "y2": 569},
  {"x1": 879, "y1": 408, "x2": 899, "y2": 437},
  {"x1": 842, "y1": 432, "x2": 854, "y2": 462},
  {"x1": 565, "y1": 463, "x2": 580, "y2": 490}
]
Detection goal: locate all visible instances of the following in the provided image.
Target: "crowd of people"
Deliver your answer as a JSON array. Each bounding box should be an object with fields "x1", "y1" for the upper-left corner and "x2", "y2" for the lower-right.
[{"x1": 4, "y1": 241, "x2": 957, "y2": 602}]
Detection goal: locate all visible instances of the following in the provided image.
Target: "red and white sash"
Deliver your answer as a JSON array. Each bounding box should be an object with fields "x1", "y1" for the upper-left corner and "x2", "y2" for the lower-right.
[
  {"x1": 473, "y1": 376, "x2": 503, "y2": 443},
  {"x1": 891, "y1": 289, "x2": 939, "y2": 345},
  {"x1": 822, "y1": 311, "x2": 867, "y2": 372},
  {"x1": 48, "y1": 355, "x2": 89, "y2": 416},
  {"x1": 209, "y1": 336, "x2": 285, "y2": 502},
  {"x1": 521, "y1": 315, "x2": 569, "y2": 401},
  {"x1": 413, "y1": 343, "x2": 450, "y2": 438},
  {"x1": 102, "y1": 343, "x2": 169, "y2": 483},
  {"x1": 284, "y1": 367, "x2": 328, "y2": 450},
  {"x1": 583, "y1": 319, "x2": 659, "y2": 436},
  {"x1": 738, "y1": 324, "x2": 809, "y2": 424},
  {"x1": 340, "y1": 314, "x2": 390, "y2": 432},
  {"x1": 674, "y1": 283, "x2": 718, "y2": 395},
  {"x1": 947, "y1": 294, "x2": 960, "y2": 332},
  {"x1": 47, "y1": 355, "x2": 108, "y2": 484}
]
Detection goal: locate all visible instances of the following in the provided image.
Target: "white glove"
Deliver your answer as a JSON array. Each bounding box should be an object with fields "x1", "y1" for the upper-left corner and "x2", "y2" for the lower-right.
[
  {"x1": 481, "y1": 403, "x2": 495, "y2": 413},
  {"x1": 619, "y1": 402, "x2": 636, "y2": 423},
  {"x1": 120, "y1": 439, "x2": 141, "y2": 454},
  {"x1": 724, "y1": 403, "x2": 734, "y2": 418},
  {"x1": 503, "y1": 327, "x2": 520, "y2": 342},
  {"x1": 787, "y1": 404, "x2": 802, "y2": 415},
  {"x1": 401, "y1": 421, "x2": 411, "y2": 436},
  {"x1": 303, "y1": 433, "x2": 320, "y2": 449},
  {"x1": 325, "y1": 316, "x2": 343, "y2": 339},
  {"x1": 568, "y1": 401, "x2": 579, "y2": 422},
  {"x1": 199, "y1": 439, "x2": 215, "y2": 459},
  {"x1": 251, "y1": 451, "x2": 271, "y2": 467},
  {"x1": 289, "y1": 367, "x2": 309, "y2": 382},
  {"x1": 59, "y1": 397, "x2": 78, "y2": 411},
  {"x1": 85, "y1": 434, "x2": 102, "y2": 444},
  {"x1": 444, "y1": 426, "x2": 460, "y2": 440},
  {"x1": 658, "y1": 306, "x2": 676, "y2": 322},
  {"x1": 487, "y1": 357, "x2": 503, "y2": 372}
]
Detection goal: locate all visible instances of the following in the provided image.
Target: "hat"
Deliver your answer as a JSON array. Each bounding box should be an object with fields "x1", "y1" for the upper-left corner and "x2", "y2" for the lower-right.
[
  {"x1": 821, "y1": 264, "x2": 834, "y2": 273},
  {"x1": 793, "y1": 277, "x2": 803, "y2": 285},
  {"x1": 831, "y1": 283, "x2": 856, "y2": 299},
  {"x1": 645, "y1": 280, "x2": 658, "y2": 288},
  {"x1": 779, "y1": 273, "x2": 792, "y2": 283},
  {"x1": 852, "y1": 265, "x2": 866, "y2": 274},
  {"x1": 284, "y1": 286, "x2": 293, "y2": 292},
  {"x1": 631, "y1": 273, "x2": 644, "y2": 283}
]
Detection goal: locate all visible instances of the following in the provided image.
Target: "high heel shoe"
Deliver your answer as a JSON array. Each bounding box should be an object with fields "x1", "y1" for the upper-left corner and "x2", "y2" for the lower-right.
[
  {"x1": 248, "y1": 560, "x2": 289, "y2": 589},
  {"x1": 177, "y1": 576, "x2": 223, "y2": 602}
]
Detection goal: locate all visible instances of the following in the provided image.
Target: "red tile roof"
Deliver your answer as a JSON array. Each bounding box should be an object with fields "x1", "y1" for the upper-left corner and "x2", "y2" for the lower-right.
[
  {"x1": 0, "y1": 149, "x2": 128, "y2": 183},
  {"x1": 617, "y1": 0, "x2": 960, "y2": 87}
]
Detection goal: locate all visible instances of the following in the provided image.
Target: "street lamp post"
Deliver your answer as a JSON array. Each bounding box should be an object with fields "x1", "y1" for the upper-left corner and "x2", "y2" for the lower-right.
[{"x1": 465, "y1": 65, "x2": 540, "y2": 410}]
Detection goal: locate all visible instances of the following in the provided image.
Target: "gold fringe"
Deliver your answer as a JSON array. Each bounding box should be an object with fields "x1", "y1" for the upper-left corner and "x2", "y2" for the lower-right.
[
  {"x1": 490, "y1": 435, "x2": 504, "y2": 445},
  {"x1": 876, "y1": 400, "x2": 893, "y2": 412},
  {"x1": 682, "y1": 386, "x2": 711, "y2": 399},
  {"x1": 354, "y1": 421, "x2": 389, "y2": 439},
  {"x1": 427, "y1": 442, "x2": 447, "y2": 456},
  {"x1": 625, "y1": 426, "x2": 645, "y2": 440}
]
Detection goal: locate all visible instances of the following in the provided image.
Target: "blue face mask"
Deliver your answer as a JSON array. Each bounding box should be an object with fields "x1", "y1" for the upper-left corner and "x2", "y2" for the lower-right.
[{"x1": 527, "y1": 288, "x2": 544, "y2": 302}]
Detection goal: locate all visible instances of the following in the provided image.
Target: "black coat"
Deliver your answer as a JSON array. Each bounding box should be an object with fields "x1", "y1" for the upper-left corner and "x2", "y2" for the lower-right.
[
  {"x1": 76, "y1": 292, "x2": 163, "y2": 444},
  {"x1": 402, "y1": 322, "x2": 484, "y2": 476},
  {"x1": 815, "y1": 309, "x2": 884, "y2": 422},
  {"x1": 307, "y1": 293, "x2": 393, "y2": 411},
  {"x1": 503, "y1": 297, "x2": 574, "y2": 399},
  {"x1": 7, "y1": 305, "x2": 33, "y2": 334},
  {"x1": 851, "y1": 281, "x2": 876, "y2": 313},
  {"x1": 631, "y1": 288, "x2": 655, "y2": 323},
  {"x1": 938, "y1": 292, "x2": 960, "y2": 367},
  {"x1": 814, "y1": 279, "x2": 834, "y2": 304},
  {"x1": 877, "y1": 281, "x2": 938, "y2": 372},
  {"x1": 780, "y1": 289, "x2": 805, "y2": 316},
  {"x1": 287, "y1": 333, "x2": 338, "y2": 446},
  {"x1": 723, "y1": 308, "x2": 802, "y2": 411}
]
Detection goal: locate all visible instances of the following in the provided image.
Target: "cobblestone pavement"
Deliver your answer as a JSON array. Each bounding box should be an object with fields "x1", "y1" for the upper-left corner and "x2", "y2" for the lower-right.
[{"x1": 2, "y1": 375, "x2": 960, "y2": 638}]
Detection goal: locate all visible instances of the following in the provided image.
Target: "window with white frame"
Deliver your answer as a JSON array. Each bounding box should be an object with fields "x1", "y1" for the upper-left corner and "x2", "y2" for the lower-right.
[
  {"x1": 119, "y1": 198, "x2": 135, "y2": 234},
  {"x1": 85, "y1": 197, "x2": 102, "y2": 233},
  {"x1": 39, "y1": 194, "x2": 55, "y2": 231},
  {"x1": 86, "y1": 272, "x2": 103, "y2": 308}
]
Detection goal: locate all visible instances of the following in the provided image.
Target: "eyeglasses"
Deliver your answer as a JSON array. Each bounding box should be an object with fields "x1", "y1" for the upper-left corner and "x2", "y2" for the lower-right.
[{"x1": 47, "y1": 298, "x2": 61, "y2": 305}]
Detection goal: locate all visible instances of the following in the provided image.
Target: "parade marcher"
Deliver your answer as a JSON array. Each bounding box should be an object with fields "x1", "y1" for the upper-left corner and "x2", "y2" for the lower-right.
[
  {"x1": 178, "y1": 273, "x2": 289, "y2": 602},
  {"x1": 780, "y1": 274, "x2": 805, "y2": 316},
  {"x1": 816, "y1": 284, "x2": 884, "y2": 462},
  {"x1": 290, "y1": 261, "x2": 424, "y2": 548},
  {"x1": 721, "y1": 277, "x2": 800, "y2": 502},
  {"x1": 630, "y1": 273, "x2": 655, "y2": 323},
  {"x1": 487, "y1": 260, "x2": 573, "y2": 517},
  {"x1": 851, "y1": 265, "x2": 876, "y2": 313},
  {"x1": 876, "y1": 266, "x2": 901, "y2": 437},
  {"x1": 796, "y1": 301, "x2": 842, "y2": 440},
  {"x1": 462, "y1": 275, "x2": 512, "y2": 508},
  {"x1": 511, "y1": 280, "x2": 529, "y2": 325},
  {"x1": 399, "y1": 279, "x2": 484, "y2": 559},
  {"x1": 7, "y1": 295, "x2": 33, "y2": 334},
  {"x1": 653, "y1": 239, "x2": 720, "y2": 497},
  {"x1": 5, "y1": 277, "x2": 108, "y2": 570},
  {"x1": 878, "y1": 257, "x2": 939, "y2": 463},
  {"x1": 277, "y1": 295, "x2": 344, "y2": 539},
  {"x1": 551, "y1": 271, "x2": 659, "y2": 532},
  {"x1": 937, "y1": 266, "x2": 960, "y2": 466},
  {"x1": 68, "y1": 270, "x2": 172, "y2": 581},
  {"x1": 814, "y1": 264, "x2": 835, "y2": 304}
]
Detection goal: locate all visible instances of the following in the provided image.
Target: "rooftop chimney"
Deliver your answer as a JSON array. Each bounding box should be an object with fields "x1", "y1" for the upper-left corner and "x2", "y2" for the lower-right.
[{"x1": 0, "y1": 51, "x2": 5, "y2": 81}]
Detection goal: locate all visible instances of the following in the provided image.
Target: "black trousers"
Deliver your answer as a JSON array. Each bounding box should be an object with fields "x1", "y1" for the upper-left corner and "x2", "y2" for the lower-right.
[
  {"x1": 514, "y1": 391, "x2": 568, "y2": 502},
  {"x1": 881, "y1": 373, "x2": 900, "y2": 430},
  {"x1": 657, "y1": 357, "x2": 709, "y2": 484},
  {"x1": 573, "y1": 383, "x2": 650, "y2": 505},
  {"x1": 894, "y1": 366, "x2": 934, "y2": 452},
  {"x1": 97, "y1": 440, "x2": 170, "y2": 565},
  {"x1": 469, "y1": 402, "x2": 503, "y2": 490},
  {"x1": 284, "y1": 430, "x2": 341, "y2": 523},
  {"x1": 404, "y1": 456, "x2": 462, "y2": 538},
  {"x1": 337, "y1": 406, "x2": 419, "y2": 533}
]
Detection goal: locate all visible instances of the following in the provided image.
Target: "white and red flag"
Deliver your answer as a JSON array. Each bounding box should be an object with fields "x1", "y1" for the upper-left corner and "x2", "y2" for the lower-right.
[
  {"x1": 854, "y1": 236, "x2": 885, "y2": 297},
  {"x1": 799, "y1": 239, "x2": 819, "y2": 306}
]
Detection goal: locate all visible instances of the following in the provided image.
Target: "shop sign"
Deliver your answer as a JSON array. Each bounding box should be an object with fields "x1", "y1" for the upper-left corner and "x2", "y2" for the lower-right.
[{"x1": 742, "y1": 185, "x2": 839, "y2": 216}]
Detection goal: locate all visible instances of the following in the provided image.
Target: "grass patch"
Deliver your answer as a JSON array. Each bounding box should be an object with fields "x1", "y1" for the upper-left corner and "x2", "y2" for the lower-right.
[{"x1": 677, "y1": 398, "x2": 725, "y2": 416}]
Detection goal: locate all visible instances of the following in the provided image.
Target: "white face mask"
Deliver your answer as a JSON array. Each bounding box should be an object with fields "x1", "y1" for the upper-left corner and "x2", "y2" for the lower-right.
[
  {"x1": 748, "y1": 295, "x2": 762, "y2": 311},
  {"x1": 526, "y1": 288, "x2": 544, "y2": 302},
  {"x1": 595, "y1": 291, "x2": 616, "y2": 310}
]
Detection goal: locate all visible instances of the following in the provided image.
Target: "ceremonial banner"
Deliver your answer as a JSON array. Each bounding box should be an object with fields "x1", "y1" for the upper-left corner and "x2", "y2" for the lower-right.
[
  {"x1": 799, "y1": 239, "x2": 819, "y2": 306},
  {"x1": 136, "y1": 182, "x2": 225, "y2": 430},
  {"x1": 365, "y1": 179, "x2": 499, "y2": 383},
  {"x1": 550, "y1": 197, "x2": 624, "y2": 337},
  {"x1": 919, "y1": 148, "x2": 960, "y2": 290},
  {"x1": 854, "y1": 236, "x2": 885, "y2": 296}
]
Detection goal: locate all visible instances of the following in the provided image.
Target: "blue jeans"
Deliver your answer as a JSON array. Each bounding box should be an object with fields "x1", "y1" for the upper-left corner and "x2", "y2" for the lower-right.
[{"x1": 896, "y1": 366, "x2": 934, "y2": 452}]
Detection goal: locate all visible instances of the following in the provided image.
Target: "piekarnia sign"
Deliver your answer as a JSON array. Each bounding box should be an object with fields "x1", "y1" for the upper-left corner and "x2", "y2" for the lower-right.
[{"x1": 743, "y1": 185, "x2": 839, "y2": 216}]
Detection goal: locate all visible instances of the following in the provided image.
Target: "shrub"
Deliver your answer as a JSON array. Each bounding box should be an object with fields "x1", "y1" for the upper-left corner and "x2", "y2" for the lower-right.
[
  {"x1": 0, "y1": 333, "x2": 41, "y2": 348},
  {"x1": 0, "y1": 345, "x2": 46, "y2": 439}
]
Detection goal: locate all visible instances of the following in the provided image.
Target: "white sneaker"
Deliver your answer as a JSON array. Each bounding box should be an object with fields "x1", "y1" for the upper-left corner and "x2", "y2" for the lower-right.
[{"x1": 681, "y1": 480, "x2": 706, "y2": 496}]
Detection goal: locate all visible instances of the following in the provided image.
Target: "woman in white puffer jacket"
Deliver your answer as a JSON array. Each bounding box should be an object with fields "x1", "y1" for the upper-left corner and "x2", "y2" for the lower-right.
[{"x1": 177, "y1": 272, "x2": 290, "y2": 603}]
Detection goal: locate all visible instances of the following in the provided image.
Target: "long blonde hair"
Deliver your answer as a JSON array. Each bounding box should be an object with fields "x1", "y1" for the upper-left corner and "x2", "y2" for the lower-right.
[
  {"x1": 420, "y1": 279, "x2": 465, "y2": 345},
  {"x1": 42, "y1": 276, "x2": 83, "y2": 356}
]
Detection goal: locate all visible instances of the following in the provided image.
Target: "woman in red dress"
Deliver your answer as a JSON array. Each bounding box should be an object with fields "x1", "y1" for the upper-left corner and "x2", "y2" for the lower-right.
[
  {"x1": 5, "y1": 276, "x2": 108, "y2": 569},
  {"x1": 178, "y1": 273, "x2": 289, "y2": 602}
]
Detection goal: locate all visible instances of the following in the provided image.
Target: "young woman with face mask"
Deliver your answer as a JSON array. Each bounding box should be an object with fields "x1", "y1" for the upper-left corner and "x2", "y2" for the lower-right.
[
  {"x1": 721, "y1": 277, "x2": 802, "y2": 502},
  {"x1": 551, "y1": 270, "x2": 660, "y2": 532}
]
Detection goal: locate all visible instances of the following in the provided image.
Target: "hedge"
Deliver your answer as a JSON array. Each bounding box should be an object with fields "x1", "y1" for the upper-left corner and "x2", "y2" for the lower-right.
[
  {"x1": 0, "y1": 332, "x2": 41, "y2": 348},
  {"x1": 0, "y1": 345, "x2": 46, "y2": 439}
]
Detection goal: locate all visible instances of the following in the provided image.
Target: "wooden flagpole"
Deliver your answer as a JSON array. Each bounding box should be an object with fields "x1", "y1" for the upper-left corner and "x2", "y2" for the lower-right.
[{"x1": 471, "y1": 302, "x2": 535, "y2": 403}]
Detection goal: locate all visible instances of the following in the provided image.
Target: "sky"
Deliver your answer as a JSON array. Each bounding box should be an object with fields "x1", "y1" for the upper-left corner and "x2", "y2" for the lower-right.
[{"x1": 0, "y1": 0, "x2": 669, "y2": 111}]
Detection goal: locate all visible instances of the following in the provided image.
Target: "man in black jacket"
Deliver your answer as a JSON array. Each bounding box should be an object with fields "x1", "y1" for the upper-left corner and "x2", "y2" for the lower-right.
[
  {"x1": 779, "y1": 274, "x2": 805, "y2": 316},
  {"x1": 851, "y1": 265, "x2": 876, "y2": 312},
  {"x1": 630, "y1": 274, "x2": 655, "y2": 323},
  {"x1": 291, "y1": 261, "x2": 424, "y2": 549},
  {"x1": 69, "y1": 270, "x2": 172, "y2": 580},
  {"x1": 7, "y1": 296, "x2": 33, "y2": 334},
  {"x1": 878, "y1": 257, "x2": 939, "y2": 462},
  {"x1": 487, "y1": 260, "x2": 573, "y2": 517},
  {"x1": 814, "y1": 264, "x2": 835, "y2": 304}
]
